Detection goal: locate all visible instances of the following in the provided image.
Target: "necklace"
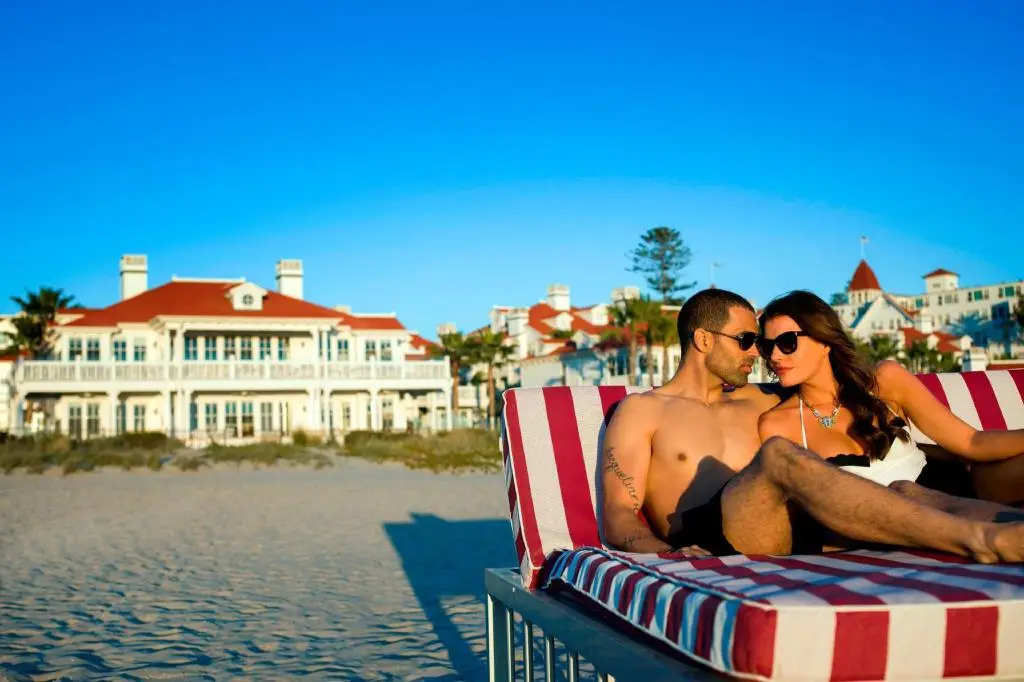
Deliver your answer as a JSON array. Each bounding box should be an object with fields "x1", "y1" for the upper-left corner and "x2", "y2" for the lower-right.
[{"x1": 802, "y1": 394, "x2": 841, "y2": 429}]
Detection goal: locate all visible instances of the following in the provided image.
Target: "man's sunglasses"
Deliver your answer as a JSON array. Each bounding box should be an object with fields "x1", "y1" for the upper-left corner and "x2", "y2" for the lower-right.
[
  {"x1": 757, "y1": 331, "x2": 809, "y2": 357},
  {"x1": 706, "y1": 330, "x2": 759, "y2": 351}
]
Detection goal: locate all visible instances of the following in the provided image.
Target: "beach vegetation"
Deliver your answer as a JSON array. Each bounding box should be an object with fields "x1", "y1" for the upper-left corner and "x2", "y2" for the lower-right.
[{"x1": 340, "y1": 428, "x2": 501, "y2": 473}]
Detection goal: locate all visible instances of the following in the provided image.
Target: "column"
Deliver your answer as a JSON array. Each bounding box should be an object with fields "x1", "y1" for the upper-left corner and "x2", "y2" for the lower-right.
[
  {"x1": 163, "y1": 391, "x2": 172, "y2": 436},
  {"x1": 443, "y1": 388, "x2": 453, "y2": 431},
  {"x1": 306, "y1": 390, "x2": 317, "y2": 431},
  {"x1": 369, "y1": 389, "x2": 379, "y2": 431},
  {"x1": 107, "y1": 392, "x2": 117, "y2": 437},
  {"x1": 429, "y1": 391, "x2": 438, "y2": 432}
]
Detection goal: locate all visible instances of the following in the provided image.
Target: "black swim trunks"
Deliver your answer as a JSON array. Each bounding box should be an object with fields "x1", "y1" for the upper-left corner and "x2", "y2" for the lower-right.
[
  {"x1": 666, "y1": 489, "x2": 737, "y2": 556},
  {"x1": 667, "y1": 488, "x2": 826, "y2": 556}
]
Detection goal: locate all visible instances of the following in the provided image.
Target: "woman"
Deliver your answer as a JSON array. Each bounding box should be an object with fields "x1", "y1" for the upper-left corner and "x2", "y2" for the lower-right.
[{"x1": 756, "y1": 290, "x2": 1024, "y2": 517}]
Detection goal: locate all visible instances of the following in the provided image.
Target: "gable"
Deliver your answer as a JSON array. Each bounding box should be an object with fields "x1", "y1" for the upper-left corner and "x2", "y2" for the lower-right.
[{"x1": 227, "y1": 282, "x2": 268, "y2": 312}]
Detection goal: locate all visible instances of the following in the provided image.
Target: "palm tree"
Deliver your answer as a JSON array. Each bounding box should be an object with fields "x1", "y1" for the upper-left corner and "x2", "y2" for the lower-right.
[
  {"x1": 905, "y1": 340, "x2": 929, "y2": 374},
  {"x1": 855, "y1": 335, "x2": 899, "y2": 366},
  {"x1": 640, "y1": 301, "x2": 675, "y2": 385},
  {"x1": 430, "y1": 331, "x2": 475, "y2": 421},
  {"x1": 2, "y1": 286, "x2": 77, "y2": 358},
  {"x1": 608, "y1": 295, "x2": 647, "y2": 384},
  {"x1": 469, "y1": 329, "x2": 515, "y2": 429}
]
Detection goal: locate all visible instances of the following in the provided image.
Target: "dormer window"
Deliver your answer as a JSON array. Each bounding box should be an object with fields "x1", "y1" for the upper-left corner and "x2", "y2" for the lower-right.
[{"x1": 227, "y1": 282, "x2": 267, "y2": 311}]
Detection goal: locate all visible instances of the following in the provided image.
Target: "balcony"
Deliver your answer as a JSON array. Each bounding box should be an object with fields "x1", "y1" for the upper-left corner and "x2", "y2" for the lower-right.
[{"x1": 14, "y1": 359, "x2": 450, "y2": 390}]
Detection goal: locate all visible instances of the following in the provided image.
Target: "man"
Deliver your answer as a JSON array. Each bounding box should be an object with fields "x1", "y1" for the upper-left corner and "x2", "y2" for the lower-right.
[{"x1": 601, "y1": 288, "x2": 1024, "y2": 563}]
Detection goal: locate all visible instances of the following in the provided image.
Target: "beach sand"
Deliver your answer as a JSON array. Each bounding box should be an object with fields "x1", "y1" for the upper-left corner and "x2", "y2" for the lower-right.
[{"x1": 0, "y1": 458, "x2": 518, "y2": 681}]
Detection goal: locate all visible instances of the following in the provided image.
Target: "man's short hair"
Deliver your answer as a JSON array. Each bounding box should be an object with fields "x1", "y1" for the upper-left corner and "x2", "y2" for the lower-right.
[{"x1": 676, "y1": 288, "x2": 754, "y2": 353}]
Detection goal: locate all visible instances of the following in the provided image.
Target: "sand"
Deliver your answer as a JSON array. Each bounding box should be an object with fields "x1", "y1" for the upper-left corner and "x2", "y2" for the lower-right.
[{"x1": 0, "y1": 459, "x2": 518, "y2": 681}]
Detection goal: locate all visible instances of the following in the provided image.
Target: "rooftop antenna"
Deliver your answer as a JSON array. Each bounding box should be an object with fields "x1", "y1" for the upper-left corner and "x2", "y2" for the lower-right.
[
  {"x1": 710, "y1": 261, "x2": 724, "y2": 288},
  {"x1": 860, "y1": 235, "x2": 869, "y2": 260}
]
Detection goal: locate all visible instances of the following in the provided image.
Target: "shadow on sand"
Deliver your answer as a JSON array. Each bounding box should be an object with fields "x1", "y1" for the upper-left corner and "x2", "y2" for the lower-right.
[{"x1": 384, "y1": 512, "x2": 517, "y2": 681}]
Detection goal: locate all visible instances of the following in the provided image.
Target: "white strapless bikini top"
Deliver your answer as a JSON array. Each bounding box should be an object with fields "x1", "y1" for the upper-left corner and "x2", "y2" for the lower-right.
[{"x1": 798, "y1": 397, "x2": 927, "y2": 487}]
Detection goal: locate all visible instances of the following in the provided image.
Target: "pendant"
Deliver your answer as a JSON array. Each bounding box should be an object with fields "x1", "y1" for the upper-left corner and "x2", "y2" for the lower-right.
[{"x1": 820, "y1": 416, "x2": 835, "y2": 428}]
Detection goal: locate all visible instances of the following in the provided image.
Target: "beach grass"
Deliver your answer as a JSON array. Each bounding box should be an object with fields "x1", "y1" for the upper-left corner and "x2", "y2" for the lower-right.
[
  {"x1": 340, "y1": 429, "x2": 502, "y2": 474},
  {"x1": 0, "y1": 429, "x2": 499, "y2": 475}
]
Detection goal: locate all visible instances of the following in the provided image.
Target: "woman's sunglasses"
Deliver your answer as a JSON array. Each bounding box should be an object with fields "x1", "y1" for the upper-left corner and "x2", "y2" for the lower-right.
[{"x1": 757, "y1": 331, "x2": 809, "y2": 357}]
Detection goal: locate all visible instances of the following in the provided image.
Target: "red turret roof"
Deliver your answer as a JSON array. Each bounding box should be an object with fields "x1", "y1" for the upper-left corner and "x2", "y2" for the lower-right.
[
  {"x1": 923, "y1": 268, "x2": 958, "y2": 278},
  {"x1": 848, "y1": 260, "x2": 881, "y2": 291}
]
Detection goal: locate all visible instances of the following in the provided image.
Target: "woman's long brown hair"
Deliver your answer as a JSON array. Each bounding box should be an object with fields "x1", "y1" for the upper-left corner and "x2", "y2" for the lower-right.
[{"x1": 759, "y1": 290, "x2": 909, "y2": 459}]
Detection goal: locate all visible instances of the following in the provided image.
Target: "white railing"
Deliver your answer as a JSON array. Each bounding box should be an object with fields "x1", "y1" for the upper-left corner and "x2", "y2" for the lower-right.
[{"x1": 16, "y1": 359, "x2": 449, "y2": 384}]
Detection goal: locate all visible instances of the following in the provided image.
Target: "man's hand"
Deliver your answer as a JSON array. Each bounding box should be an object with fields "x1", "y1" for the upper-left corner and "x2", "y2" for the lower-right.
[{"x1": 663, "y1": 545, "x2": 711, "y2": 559}]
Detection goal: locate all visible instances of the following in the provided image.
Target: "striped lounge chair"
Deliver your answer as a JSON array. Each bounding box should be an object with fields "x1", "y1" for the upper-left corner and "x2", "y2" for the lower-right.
[{"x1": 485, "y1": 370, "x2": 1024, "y2": 682}]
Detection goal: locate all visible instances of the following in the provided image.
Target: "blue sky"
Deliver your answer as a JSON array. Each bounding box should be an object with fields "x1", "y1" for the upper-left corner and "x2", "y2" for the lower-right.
[{"x1": 2, "y1": 1, "x2": 1021, "y2": 336}]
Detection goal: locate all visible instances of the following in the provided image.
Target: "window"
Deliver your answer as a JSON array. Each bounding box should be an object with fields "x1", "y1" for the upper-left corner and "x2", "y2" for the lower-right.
[
  {"x1": 189, "y1": 402, "x2": 198, "y2": 433},
  {"x1": 87, "y1": 404, "x2": 100, "y2": 437},
  {"x1": 116, "y1": 402, "x2": 126, "y2": 435},
  {"x1": 381, "y1": 340, "x2": 393, "y2": 362},
  {"x1": 241, "y1": 402, "x2": 254, "y2": 437},
  {"x1": 240, "y1": 338, "x2": 253, "y2": 360},
  {"x1": 113, "y1": 337, "x2": 127, "y2": 362},
  {"x1": 259, "y1": 337, "x2": 272, "y2": 360},
  {"x1": 69, "y1": 339, "x2": 83, "y2": 361},
  {"x1": 133, "y1": 405, "x2": 146, "y2": 432},
  {"x1": 365, "y1": 340, "x2": 377, "y2": 359},
  {"x1": 204, "y1": 403, "x2": 218, "y2": 433},
  {"x1": 337, "y1": 339, "x2": 350, "y2": 361},
  {"x1": 277, "y1": 336, "x2": 289, "y2": 360},
  {"x1": 68, "y1": 404, "x2": 82, "y2": 439},
  {"x1": 260, "y1": 402, "x2": 273, "y2": 432},
  {"x1": 225, "y1": 402, "x2": 238, "y2": 437},
  {"x1": 242, "y1": 293, "x2": 254, "y2": 306},
  {"x1": 224, "y1": 337, "x2": 236, "y2": 360},
  {"x1": 382, "y1": 398, "x2": 394, "y2": 431},
  {"x1": 184, "y1": 337, "x2": 198, "y2": 360},
  {"x1": 342, "y1": 403, "x2": 352, "y2": 430},
  {"x1": 133, "y1": 340, "x2": 146, "y2": 362},
  {"x1": 205, "y1": 337, "x2": 217, "y2": 360},
  {"x1": 973, "y1": 290, "x2": 983, "y2": 301},
  {"x1": 915, "y1": 298, "x2": 924, "y2": 308},
  {"x1": 86, "y1": 338, "x2": 100, "y2": 361},
  {"x1": 985, "y1": 289, "x2": 991, "y2": 300}
]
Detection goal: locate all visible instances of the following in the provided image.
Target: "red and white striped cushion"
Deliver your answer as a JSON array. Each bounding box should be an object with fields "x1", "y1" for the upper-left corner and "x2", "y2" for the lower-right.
[
  {"x1": 544, "y1": 547, "x2": 1024, "y2": 681},
  {"x1": 499, "y1": 370, "x2": 1024, "y2": 589}
]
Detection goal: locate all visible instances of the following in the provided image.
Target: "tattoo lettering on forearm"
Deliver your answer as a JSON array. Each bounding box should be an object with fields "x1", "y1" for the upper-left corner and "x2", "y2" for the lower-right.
[
  {"x1": 622, "y1": 530, "x2": 652, "y2": 551},
  {"x1": 604, "y1": 447, "x2": 641, "y2": 512}
]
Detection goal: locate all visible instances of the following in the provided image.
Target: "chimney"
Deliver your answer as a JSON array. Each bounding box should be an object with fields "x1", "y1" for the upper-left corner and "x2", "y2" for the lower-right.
[
  {"x1": 507, "y1": 307, "x2": 529, "y2": 336},
  {"x1": 436, "y1": 322, "x2": 457, "y2": 338},
  {"x1": 276, "y1": 259, "x2": 303, "y2": 299},
  {"x1": 546, "y1": 284, "x2": 570, "y2": 312},
  {"x1": 611, "y1": 286, "x2": 640, "y2": 304},
  {"x1": 120, "y1": 254, "x2": 148, "y2": 300}
]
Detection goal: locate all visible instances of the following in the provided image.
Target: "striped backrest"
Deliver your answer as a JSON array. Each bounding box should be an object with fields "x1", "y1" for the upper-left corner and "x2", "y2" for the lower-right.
[{"x1": 499, "y1": 369, "x2": 1024, "y2": 589}]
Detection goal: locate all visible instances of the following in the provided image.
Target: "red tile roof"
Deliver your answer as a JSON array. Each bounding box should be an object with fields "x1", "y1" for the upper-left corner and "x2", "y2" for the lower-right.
[
  {"x1": 923, "y1": 268, "x2": 958, "y2": 278},
  {"x1": 849, "y1": 260, "x2": 882, "y2": 291},
  {"x1": 899, "y1": 328, "x2": 961, "y2": 354},
  {"x1": 409, "y1": 334, "x2": 438, "y2": 351},
  {"x1": 63, "y1": 281, "x2": 406, "y2": 331}
]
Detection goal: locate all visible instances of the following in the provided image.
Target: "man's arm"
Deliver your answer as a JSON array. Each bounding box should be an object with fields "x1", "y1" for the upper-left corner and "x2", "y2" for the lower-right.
[{"x1": 601, "y1": 395, "x2": 673, "y2": 553}]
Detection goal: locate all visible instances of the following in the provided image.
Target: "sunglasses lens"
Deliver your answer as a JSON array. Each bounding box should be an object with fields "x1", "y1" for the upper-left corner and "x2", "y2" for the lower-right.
[
  {"x1": 777, "y1": 332, "x2": 799, "y2": 355},
  {"x1": 737, "y1": 333, "x2": 757, "y2": 350}
]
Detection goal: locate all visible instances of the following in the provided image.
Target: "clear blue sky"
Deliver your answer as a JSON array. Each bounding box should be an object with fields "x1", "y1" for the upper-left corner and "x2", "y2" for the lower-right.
[{"x1": 2, "y1": 1, "x2": 1022, "y2": 337}]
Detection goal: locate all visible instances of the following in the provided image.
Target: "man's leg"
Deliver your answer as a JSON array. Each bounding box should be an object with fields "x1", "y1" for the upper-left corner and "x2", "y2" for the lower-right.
[
  {"x1": 889, "y1": 480, "x2": 1024, "y2": 523},
  {"x1": 721, "y1": 437, "x2": 1024, "y2": 563}
]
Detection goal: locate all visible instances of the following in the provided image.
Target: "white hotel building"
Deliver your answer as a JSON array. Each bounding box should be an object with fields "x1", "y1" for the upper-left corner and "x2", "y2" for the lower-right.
[
  {"x1": 833, "y1": 260, "x2": 1024, "y2": 364},
  {"x1": 0, "y1": 255, "x2": 452, "y2": 440}
]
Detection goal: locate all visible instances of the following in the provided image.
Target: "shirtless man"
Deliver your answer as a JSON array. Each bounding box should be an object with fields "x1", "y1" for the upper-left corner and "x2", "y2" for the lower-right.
[{"x1": 601, "y1": 288, "x2": 1024, "y2": 563}]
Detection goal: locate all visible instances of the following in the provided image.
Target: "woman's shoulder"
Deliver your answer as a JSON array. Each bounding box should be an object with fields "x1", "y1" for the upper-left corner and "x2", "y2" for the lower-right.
[{"x1": 758, "y1": 394, "x2": 801, "y2": 434}]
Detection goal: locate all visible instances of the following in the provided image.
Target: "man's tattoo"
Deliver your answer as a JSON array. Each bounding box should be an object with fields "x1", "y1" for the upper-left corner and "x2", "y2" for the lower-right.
[
  {"x1": 622, "y1": 530, "x2": 652, "y2": 551},
  {"x1": 604, "y1": 447, "x2": 641, "y2": 512}
]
